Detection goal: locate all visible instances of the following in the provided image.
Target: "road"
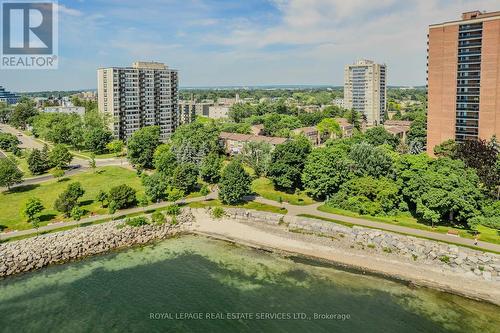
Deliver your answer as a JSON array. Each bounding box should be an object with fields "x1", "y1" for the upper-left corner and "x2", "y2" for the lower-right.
[{"x1": 0, "y1": 123, "x2": 130, "y2": 188}]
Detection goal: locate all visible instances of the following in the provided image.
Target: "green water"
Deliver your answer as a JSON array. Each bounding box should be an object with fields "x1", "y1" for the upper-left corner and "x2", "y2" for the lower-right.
[{"x1": 0, "y1": 236, "x2": 498, "y2": 333}]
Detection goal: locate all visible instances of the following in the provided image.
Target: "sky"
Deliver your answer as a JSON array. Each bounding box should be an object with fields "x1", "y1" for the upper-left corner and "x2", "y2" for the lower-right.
[{"x1": 1, "y1": 0, "x2": 500, "y2": 92}]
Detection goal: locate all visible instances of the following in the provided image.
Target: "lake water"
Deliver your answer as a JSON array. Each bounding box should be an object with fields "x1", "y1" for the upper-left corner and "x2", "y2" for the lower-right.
[{"x1": 0, "y1": 235, "x2": 498, "y2": 332}]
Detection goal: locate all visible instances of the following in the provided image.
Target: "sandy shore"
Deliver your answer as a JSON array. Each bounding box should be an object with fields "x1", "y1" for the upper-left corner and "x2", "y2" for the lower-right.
[{"x1": 188, "y1": 210, "x2": 500, "y2": 306}]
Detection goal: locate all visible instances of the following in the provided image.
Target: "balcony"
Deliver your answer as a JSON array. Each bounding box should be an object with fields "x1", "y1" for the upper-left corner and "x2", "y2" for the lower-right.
[
  {"x1": 458, "y1": 41, "x2": 482, "y2": 48},
  {"x1": 459, "y1": 32, "x2": 483, "y2": 40}
]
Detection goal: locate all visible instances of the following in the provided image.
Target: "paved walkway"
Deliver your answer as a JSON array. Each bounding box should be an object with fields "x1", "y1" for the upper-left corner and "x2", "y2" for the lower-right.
[
  {"x1": 250, "y1": 197, "x2": 500, "y2": 253},
  {"x1": 0, "y1": 191, "x2": 217, "y2": 241},
  {"x1": 2, "y1": 187, "x2": 499, "y2": 252}
]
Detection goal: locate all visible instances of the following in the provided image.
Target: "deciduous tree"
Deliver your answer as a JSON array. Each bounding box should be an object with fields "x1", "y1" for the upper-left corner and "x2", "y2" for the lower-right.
[
  {"x1": 219, "y1": 160, "x2": 251, "y2": 204},
  {"x1": 54, "y1": 182, "x2": 85, "y2": 216},
  {"x1": 49, "y1": 144, "x2": 72, "y2": 168},
  {"x1": 268, "y1": 137, "x2": 312, "y2": 192},
  {"x1": 172, "y1": 163, "x2": 199, "y2": 193},
  {"x1": 199, "y1": 152, "x2": 222, "y2": 184},
  {"x1": 0, "y1": 158, "x2": 23, "y2": 190},
  {"x1": 108, "y1": 184, "x2": 137, "y2": 209},
  {"x1": 302, "y1": 147, "x2": 352, "y2": 200},
  {"x1": 127, "y1": 126, "x2": 160, "y2": 169}
]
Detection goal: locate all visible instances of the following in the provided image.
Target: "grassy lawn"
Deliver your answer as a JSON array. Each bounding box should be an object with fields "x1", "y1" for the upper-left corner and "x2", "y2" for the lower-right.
[
  {"x1": 318, "y1": 204, "x2": 500, "y2": 245},
  {"x1": 29, "y1": 135, "x2": 121, "y2": 160},
  {"x1": 70, "y1": 149, "x2": 123, "y2": 160},
  {"x1": 188, "y1": 199, "x2": 288, "y2": 214},
  {"x1": 6, "y1": 152, "x2": 37, "y2": 178},
  {"x1": 251, "y1": 177, "x2": 316, "y2": 206},
  {"x1": 0, "y1": 166, "x2": 144, "y2": 232}
]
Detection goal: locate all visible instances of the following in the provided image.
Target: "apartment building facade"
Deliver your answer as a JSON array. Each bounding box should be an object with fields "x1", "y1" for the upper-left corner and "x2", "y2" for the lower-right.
[
  {"x1": 344, "y1": 60, "x2": 387, "y2": 125},
  {"x1": 97, "y1": 61, "x2": 178, "y2": 141},
  {"x1": 177, "y1": 100, "x2": 211, "y2": 126},
  {"x1": 0, "y1": 86, "x2": 19, "y2": 105},
  {"x1": 427, "y1": 11, "x2": 500, "y2": 154}
]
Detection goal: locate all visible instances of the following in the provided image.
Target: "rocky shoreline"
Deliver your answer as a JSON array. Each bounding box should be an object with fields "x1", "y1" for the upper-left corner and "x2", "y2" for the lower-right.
[
  {"x1": 223, "y1": 208, "x2": 500, "y2": 282},
  {"x1": 1, "y1": 207, "x2": 499, "y2": 305},
  {"x1": 0, "y1": 210, "x2": 194, "y2": 278}
]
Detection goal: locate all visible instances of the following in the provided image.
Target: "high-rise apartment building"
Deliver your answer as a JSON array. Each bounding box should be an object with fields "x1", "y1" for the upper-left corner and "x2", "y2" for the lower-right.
[
  {"x1": 344, "y1": 60, "x2": 387, "y2": 125},
  {"x1": 97, "y1": 61, "x2": 178, "y2": 141},
  {"x1": 427, "y1": 11, "x2": 500, "y2": 154}
]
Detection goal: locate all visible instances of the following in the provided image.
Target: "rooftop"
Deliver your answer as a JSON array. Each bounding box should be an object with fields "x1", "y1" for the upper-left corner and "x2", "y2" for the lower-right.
[
  {"x1": 430, "y1": 10, "x2": 500, "y2": 27},
  {"x1": 384, "y1": 126, "x2": 409, "y2": 135},
  {"x1": 293, "y1": 126, "x2": 318, "y2": 134},
  {"x1": 384, "y1": 120, "x2": 412, "y2": 128},
  {"x1": 132, "y1": 61, "x2": 167, "y2": 70},
  {"x1": 335, "y1": 118, "x2": 353, "y2": 127},
  {"x1": 219, "y1": 132, "x2": 288, "y2": 145}
]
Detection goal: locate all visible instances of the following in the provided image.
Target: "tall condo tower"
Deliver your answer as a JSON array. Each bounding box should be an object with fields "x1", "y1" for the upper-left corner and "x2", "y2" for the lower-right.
[
  {"x1": 427, "y1": 11, "x2": 500, "y2": 154},
  {"x1": 97, "y1": 61, "x2": 179, "y2": 141}
]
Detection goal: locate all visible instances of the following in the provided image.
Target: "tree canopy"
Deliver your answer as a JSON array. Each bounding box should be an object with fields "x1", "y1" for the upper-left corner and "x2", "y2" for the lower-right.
[
  {"x1": 219, "y1": 160, "x2": 251, "y2": 205},
  {"x1": 268, "y1": 136, "x2": 312, "y2": 192},
  {"x1": 127, "y1": 126, "x2": 161, "y2": 169}
]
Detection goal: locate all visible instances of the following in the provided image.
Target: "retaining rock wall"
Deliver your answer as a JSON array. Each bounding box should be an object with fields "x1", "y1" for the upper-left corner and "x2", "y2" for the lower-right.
[
  {"x1": 224, "y1": 209, "x2": 500, "y2": 282},
  {"x1": 0, "y1": 209, "x2": 195, "y2": 278}
]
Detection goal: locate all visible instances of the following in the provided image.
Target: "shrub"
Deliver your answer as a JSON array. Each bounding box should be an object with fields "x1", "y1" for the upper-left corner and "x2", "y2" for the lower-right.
[
  {"x1": 152, "y1": 211, "x2": 165, "y2": 224},
  {"x1": 211, "y1": 207, "x2": 225, "y2": 219},
  {"x1": 54, "y1": 182, "x2": 85, "y2": 217},
  {"x1": 171, "y1": 216, "x2": 178, "y2": 225},
  {"x1": 125, "y1": 216, "x2": 149, "y2": 227},
  {"x1": 108, "y1": 184, "x2": 137, "y2": 209},
  {"x1": 167, "y1": 188, "x2": 185, "y2": 202},
  {"x1": 71, "y1": 206, "x2": 85, "y2": 221},
  {"x1": 200, "y1": 184, "x2": 210, "y2": 197},
  {"x1": 108, "y1": 201, "x2": 117, "y2": 214},
  {"x1": 165, "y1": 204, "x2": 181, "y2": 216},
  {"x1": 439, "y1": 255, "x2": 450, "y2": 264}
]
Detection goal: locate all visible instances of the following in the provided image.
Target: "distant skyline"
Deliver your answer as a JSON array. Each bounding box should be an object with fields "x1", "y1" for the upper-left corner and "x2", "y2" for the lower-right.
[{"x1": 2, "y1": 0, "x2": 500, "y2": 92}]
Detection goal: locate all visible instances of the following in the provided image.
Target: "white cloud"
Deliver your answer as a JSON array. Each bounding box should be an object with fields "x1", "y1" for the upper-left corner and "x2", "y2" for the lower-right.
[
  {"x1": 55, "y1": 4, "x2": 83, "y2": 17},
  {"x1": 199, "y1": 0, "x2": 500, "y2": 85}
]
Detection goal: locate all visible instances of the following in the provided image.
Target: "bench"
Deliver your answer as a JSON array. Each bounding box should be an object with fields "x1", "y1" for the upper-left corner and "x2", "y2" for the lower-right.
[{"x1": 447, "y1": 230, "x2": 460, "y2": 237}]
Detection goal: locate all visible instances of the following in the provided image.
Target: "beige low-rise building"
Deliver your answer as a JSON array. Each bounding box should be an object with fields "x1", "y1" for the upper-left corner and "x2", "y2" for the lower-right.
[
  {"x1": 208, "y1": 105, "x2": 230, "y2": 119},
  {"x1": 219, "y1": 132, "x2": 288, "y2": 155},
  {"x1": 292, "y1": 126, "x2": 322, "y2": 146},
  {"x1": 335, "y1": 118, "x2": 354, "y2": 138},
  {"x1": 384, "y1": 120, "x2": 412, "y2": 141}
]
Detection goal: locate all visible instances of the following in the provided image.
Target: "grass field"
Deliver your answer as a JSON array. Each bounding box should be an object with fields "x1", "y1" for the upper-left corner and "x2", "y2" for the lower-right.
[
  {"x1": 318, "y1": 205, "x2": 500, "y2": 245},
  {"x1": 70, "y1": 149, "x2": 122, "y2": 160},
  {"x1": 188, "y1": 199, "x2": 288, "y2": 214},
  {"x1": 0, "y1": 166, "x2": 144, "y2": 232},
  {"x1": 29, "y1": 135, "x2": 122, "y2": 160},
  {"x1": 251, "y1": 177, "x2": 316, "y2": 206},
  {"x1": 6, "y1": 152, "x2": 35, "y2": 177}
]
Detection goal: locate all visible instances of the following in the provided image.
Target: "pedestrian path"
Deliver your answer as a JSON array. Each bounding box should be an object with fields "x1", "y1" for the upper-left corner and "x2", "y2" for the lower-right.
[{"x1": 2, "y1": 192, "x2": 499, "y2": 253}]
